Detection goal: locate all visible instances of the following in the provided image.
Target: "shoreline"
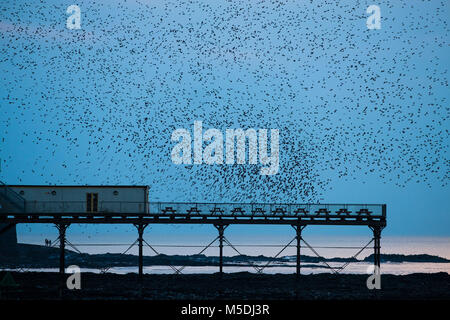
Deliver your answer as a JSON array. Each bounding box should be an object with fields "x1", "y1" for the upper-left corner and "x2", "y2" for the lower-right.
[{"x1": 1, "y1": 243, "x2": 449, "y2": 270}]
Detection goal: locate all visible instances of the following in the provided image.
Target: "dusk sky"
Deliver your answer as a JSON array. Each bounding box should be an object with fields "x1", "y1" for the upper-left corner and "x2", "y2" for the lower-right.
[{"x1": 0, "y1": 0, "x2": 448, "y2": 239}]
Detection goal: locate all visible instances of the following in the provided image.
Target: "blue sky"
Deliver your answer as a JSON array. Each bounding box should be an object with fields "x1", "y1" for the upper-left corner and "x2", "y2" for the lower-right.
[{"x1": 0, "y1": 0, "x2": 449, "y2": 238}]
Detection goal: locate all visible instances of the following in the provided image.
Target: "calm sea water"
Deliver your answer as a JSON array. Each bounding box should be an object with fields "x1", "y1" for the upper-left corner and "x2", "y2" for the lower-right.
[
  {"x1": 5, "y1": 263, "x2": 450, "y2": 275},
  {"x1": 10, "y1": 235, "x2": 450, "y2": 275}
]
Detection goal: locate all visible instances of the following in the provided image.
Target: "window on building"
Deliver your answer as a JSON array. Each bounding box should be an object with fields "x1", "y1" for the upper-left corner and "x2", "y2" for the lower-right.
[{"x1": 86, "y1": 193, "x2": 98, "y2": 213}]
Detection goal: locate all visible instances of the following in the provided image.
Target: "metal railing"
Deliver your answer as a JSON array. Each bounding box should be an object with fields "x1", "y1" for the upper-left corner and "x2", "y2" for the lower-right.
[
  {"x1": 0, "y1": 181, "x2": 26, "y2": 212},
  {"x1": 150, "y1": 202, "x2": 384, "y2": 217},
  {"x1": 24, "y1": 201, "x2": 146, "y2": 214},
  {"x1": 13, "y1": 201, "x2": 385, "y2": 217}
]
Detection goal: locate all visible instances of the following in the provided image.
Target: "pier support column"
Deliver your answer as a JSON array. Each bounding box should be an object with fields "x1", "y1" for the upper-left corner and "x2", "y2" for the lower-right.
[
  {"x1": 0, "y1": 223, "x2": 17, "y2": 258},
  {"x1": 134, "y1": 223, "x2": 148, "y2": 280},
  {"x1": 56, "y1": 223, "x2": 70, "y2": 275},
  {"x1": 55, "y1": 223, "x2": 70, "y2": 297},
  {"x1": 292, "y1": 225, "x2": 305, "y2": 279},
  {"x1": 371, "y1": 226, "x2": 382, "y2": 270},
  {"x1": 214, "y1": 224, "x2": 227, "y2": 276}
]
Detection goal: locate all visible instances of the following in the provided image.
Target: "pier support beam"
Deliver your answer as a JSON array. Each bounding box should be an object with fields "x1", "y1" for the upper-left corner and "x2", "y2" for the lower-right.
[
  {"x1": 56, "y1": 223, "x2": 70, "y2": 275},
  {"x1": 292, "y1": 225, "x2": 306, "y2": 279},
  {"x1": 0, "y1": 223, "x2": 17, "y2": 257},
  {"x1": 55, "y1": 223, "x2": 70, "y2": 297},
  {"x1": 370, "y1": 226, "x2": 383, "y2": 270},
  {"x1": 134, "y1": 223, "x2": 148, "y2": 280},
  {"x1": 214, "y1": 224, "x2": 228, "y2": 276}
]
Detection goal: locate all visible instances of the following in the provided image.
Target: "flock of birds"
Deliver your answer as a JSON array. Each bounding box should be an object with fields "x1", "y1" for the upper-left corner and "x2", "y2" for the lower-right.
[{"x1": 0, "y1": 0, "x2": 448, "y2": 204}]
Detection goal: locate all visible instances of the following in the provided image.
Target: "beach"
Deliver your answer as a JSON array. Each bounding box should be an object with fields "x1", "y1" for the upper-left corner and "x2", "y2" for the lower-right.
[{"x1": 1, "y1": 271, "x2": 449, "y2": 300}]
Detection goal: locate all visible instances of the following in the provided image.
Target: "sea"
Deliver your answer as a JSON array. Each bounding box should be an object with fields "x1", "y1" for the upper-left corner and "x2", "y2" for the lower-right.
[{"x1": 7, "y1": 234, "x2": 450, "y2": 275}]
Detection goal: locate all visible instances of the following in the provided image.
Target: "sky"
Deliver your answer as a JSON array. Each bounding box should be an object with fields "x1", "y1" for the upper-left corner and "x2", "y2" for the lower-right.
[{"x1": 0, "y1": 0, "x2": 449, "y2": 240}]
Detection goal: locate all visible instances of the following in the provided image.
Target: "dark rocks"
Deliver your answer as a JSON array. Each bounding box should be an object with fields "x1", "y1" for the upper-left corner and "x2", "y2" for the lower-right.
[{"x1": 1, "y1": 271, "x2": 449, "y2": 300}]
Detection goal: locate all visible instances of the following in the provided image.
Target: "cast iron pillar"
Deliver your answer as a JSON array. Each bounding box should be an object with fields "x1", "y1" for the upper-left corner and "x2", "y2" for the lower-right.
[
  {"x1": 56, "y1": 223, "x2": 70, "y2": 275},
  {"x1": 214, "y1": 224, "x2": 227, "y2": 276},
  {"x1": 135, "y1": 223, "x2": 148, "y2": 280},
  {"x1": 371, "y1": 226, "x2": 382, "y2": 270},
  {"x1": 292, "y1": 225, "x2": 305, "y2": 279}
]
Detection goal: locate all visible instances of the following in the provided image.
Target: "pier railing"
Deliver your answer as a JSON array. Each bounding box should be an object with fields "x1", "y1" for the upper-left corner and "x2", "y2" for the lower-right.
[{"x1": 18, "y1": 201, "x2": 385, "y2": 218}]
